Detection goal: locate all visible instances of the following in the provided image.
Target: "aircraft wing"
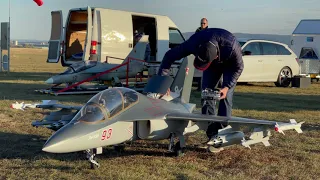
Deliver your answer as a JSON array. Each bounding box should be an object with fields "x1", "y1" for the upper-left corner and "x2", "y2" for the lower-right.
[
  {"x1": 166, "y1": 112, "x2": 277, "y2": 125},
  {"x1": 165, "y1": 112, "x2": 304, "y2": 134},
  {"x1": 36, "y1": 104, "x2": 82, "y2": 110},
  {"x1": 11, "y1": 100, "x2": 82, "y2": 111}
]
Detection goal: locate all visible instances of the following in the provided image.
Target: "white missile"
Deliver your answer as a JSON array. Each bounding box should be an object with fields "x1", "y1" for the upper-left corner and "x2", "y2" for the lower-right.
[
  {"x1": 241, "y1": 129, "x2": 271, "y2": 149},
  {"x1": 275, "y1": 119, "x2": 304, "y2": 135},
  {"x1": 241, "y1": 136, "x2": 271, "y2": 149}
]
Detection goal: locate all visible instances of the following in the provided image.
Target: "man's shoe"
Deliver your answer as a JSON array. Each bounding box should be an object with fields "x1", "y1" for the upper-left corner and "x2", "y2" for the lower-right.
[
  {"x1": 199, "y1": 138, "x2": 218, "y2": 149},
  {"x1": 206, "y1": 136, "x2": 218, "y2": 146}
]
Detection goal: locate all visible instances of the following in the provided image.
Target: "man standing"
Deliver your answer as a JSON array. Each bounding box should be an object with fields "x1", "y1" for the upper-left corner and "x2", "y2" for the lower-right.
[
  {"x1": 194, "y1": 18, "x2": 209, "y2": 91},
  {"x1": 158, "y1": 28, "x2": 244, "y2": 152},
  {"x1": 195, "y1": 18, "x2": 208, "y2": 33}
]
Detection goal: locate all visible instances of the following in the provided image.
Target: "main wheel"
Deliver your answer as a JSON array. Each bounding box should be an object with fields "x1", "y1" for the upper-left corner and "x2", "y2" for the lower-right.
[
  {"x1": 275, "y1": 67, "x2": 292, "y2": 87},
  {"x1": 173, "y1": 141, "x2": 185, "y2": 157}
]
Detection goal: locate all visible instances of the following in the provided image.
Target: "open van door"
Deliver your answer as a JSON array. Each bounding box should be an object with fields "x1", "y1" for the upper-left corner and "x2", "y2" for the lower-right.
[
  {"x1": 47, "y1": 11, "x2": 63, "y2": 63},
  {"x1": 82, "y1": 7, "x2": 92, "y2": 60}
]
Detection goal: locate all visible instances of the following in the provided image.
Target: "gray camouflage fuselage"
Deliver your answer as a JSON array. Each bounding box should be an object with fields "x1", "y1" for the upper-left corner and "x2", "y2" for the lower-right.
[
  {"x1": 42, "y1": 91, "x2": 198, "y2": 153},
  {"x1": 45, "y1": 61, "x2": 146, "y2": 84}
]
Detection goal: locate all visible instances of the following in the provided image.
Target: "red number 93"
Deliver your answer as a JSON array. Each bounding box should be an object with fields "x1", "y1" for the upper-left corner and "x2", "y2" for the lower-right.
[{"x1": 101, "y1": 128, "x2": 112, "y2": 140}]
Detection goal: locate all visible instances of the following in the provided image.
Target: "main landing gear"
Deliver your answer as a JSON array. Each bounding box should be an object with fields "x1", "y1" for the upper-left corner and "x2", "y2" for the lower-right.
[{"x1": 168, "y1": 132, "x2": 186, "y2": 157}]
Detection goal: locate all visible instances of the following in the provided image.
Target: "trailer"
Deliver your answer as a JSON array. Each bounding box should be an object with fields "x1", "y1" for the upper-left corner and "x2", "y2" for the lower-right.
[{"x1": 290, "y1": 19, "x2": 320, "y2": 81}]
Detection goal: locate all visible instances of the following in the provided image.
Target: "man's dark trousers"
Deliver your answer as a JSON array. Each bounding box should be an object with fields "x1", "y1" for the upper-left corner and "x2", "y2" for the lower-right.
[{"x1": 201, "y1": 62, "x2": 236, "y2": 139}]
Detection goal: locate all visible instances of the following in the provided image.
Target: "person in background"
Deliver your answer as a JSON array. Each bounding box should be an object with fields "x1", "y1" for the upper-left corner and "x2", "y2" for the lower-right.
[
  {"x1": 194, "y1": 18, "x2": 209, "y2": 91},
  {"x1": 195, "y1": 18, "x2": 208, "y2": 33},
  {"x1": 133, "y1": 30, "x2": 151, "y2": 61}
]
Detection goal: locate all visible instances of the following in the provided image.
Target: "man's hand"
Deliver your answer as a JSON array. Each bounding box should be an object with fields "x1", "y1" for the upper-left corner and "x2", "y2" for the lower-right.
[
  {"x1": 219, "y1": 87, "x2": 229, "y2": 99},
  {"x1": 160, "y1": 69, "x2": 170, "y2": 76},
  {"x1": 166, "y1": 88, "x2": 170, "y2": 96}
]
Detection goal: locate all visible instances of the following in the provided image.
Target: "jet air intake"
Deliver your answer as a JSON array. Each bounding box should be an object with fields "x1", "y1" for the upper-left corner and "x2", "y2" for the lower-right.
[{"x1": 137, "y1": 120, "x2": 186, "y2": 140}]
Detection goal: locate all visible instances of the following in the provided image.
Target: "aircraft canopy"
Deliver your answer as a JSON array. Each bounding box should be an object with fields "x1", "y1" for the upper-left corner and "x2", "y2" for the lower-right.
[{"x1": 73, "y1": 87, "x2": 139, "y2": 124}]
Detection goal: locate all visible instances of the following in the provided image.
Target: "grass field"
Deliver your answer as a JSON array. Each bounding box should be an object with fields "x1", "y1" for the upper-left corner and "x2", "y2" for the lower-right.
[{"x1": 1, "y1": 48, "x2": 319, "y2": 180}]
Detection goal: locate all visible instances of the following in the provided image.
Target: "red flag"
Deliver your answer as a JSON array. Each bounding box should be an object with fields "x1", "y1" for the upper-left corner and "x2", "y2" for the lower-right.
[{"x1": 33, "y1": 0, "x2": 43, "y2": 6}]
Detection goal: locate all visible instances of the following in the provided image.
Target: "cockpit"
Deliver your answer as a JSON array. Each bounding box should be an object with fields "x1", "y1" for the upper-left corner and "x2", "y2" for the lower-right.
[{"x1": 72, "y1": 87, "x2": 139, "y2": 124}]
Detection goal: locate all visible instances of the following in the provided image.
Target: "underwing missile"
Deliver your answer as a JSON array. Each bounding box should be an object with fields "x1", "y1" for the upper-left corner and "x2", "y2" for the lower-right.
[
  {"x1": 241, "y1": 128, "x2": 271, "y2": 149},
  {"x1": 275, "y1": 119, "x2": 304, "y2": 135},
  {"x1": 241, "y1": 136, "x2": 271, "y2": 149}
]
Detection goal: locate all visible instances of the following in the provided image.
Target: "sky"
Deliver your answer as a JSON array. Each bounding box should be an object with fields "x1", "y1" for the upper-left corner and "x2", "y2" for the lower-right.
[{"x1": 0, "y1": 0, "x2": 319, "y2": 40}]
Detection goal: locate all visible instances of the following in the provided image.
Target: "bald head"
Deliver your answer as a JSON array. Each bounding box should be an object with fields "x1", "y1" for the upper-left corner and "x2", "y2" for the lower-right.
[{"x1": 200, "y1": 18, "x2": 208, "y2": 29}]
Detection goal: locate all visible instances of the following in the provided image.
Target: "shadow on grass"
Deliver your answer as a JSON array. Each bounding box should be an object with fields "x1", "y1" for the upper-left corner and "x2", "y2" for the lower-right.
[
  {"x1": 1, "y1": 127, "x2": 318, "y2": 171},
  {"x1": 0, "y1": 131, "x2": 207, "y2": 163},
  {"x1": 0, "y1": 72, "x2": 59, "y2": 82},
  {"x1": 233, "y1": 92, "x2": 320, "y2": 112},
  {"x1": 303, "y1": 124, "x2": 320, "y2": 131},
  {"x1": 0, "y1": 132, "x2": 47, "y2": 159},
  {"x1": 0, "y1": 131, "x2": 89, "y2": 162},
  {"x1": 0, "y1": 82, "x2": 92, "y2": 103}
]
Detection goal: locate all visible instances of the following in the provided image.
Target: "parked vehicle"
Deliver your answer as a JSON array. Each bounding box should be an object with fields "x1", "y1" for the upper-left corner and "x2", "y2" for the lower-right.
[
  {"x1": 193, "y1": 39, "x2": 300, "y2": 88},
  {"x1": 238, "y1": 39, "x2": 300, "y2": 87},
  {"x1": 290, "y1": 19, "x2": 320, "y2": 82},
  {"x1": 47, "y1": 6, "x2": 186, "y2": 67}
]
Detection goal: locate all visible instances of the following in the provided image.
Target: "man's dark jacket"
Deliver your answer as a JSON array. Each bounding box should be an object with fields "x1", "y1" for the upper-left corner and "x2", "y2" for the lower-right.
[
  {"x1": 158, "y1": 28, "x2": 244, "y2": 89},
  {"x1": 195, "y1": 26, "x2": 208, "y2": 33}
]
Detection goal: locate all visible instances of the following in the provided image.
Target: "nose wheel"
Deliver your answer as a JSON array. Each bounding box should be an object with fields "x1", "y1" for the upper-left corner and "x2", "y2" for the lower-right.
[{"x1": 86, "y1": 149, "x2": 100, "y2": 169}]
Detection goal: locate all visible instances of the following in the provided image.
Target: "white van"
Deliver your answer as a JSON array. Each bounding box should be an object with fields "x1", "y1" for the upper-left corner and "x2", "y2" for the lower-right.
[{"x1": 47, "y1": 7, "x2": 186, "y2": 67}]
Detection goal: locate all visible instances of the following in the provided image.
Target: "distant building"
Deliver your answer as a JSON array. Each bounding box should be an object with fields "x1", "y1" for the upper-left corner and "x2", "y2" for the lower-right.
[{"x1": 14, "y1": 40, "x2": 18, "y2": 46}]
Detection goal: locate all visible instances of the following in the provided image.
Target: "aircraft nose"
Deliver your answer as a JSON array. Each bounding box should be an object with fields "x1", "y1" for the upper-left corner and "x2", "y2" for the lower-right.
[
  {"x1": 42, "y1": 130, "x2": 73, "y2": 153},
  {"x1": 42, "y1": 123, "x2": 89, "y2": 153},
  {"x1": 45, "y1": 78, "x2": 54, "y2": 84},
  {"x1": 42, "y1": 140, "x2": 60, "y2": 153},
  {"x1": 44, "y1": 74, "x2": 72, "y2": 84}
]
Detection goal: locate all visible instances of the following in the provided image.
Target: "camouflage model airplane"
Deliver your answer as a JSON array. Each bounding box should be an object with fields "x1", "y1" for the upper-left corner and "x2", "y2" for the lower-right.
[
  {"x1": 44, "y1": 35, "x2": 150, "y2": 86},
  {"x1": 13, "y1": 56, "x2": 304, "y2": 169}
]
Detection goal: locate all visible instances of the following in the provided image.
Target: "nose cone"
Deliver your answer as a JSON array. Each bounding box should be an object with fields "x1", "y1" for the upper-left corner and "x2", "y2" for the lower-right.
[
  {"x1": 42, "y1": 123, "x2": 94, "y2": 153},
  {"x1": 44, "y1": 74, "x2": 73, "y2": 84},
  {"x1": 45, "y1": 78, "x2": 53, "y2": 84}
]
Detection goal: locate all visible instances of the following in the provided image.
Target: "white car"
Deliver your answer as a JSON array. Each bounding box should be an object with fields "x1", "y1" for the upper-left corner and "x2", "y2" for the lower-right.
[
  {"x1": 238, "y1": 39, "x2": 300, "y2": 87},
  {"x1": 193, "y1": 39, "x2": 300, "y2": 88}
]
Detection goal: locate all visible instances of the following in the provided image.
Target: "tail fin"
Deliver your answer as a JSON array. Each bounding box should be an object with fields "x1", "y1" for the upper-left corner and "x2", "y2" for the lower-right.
[
  {"x1": 105, "y1": 35, "x2": 149, "y2": 65},
  {"x1": 125, "y1": 35, "x2": 149, "y2": 63},
  {"x1": 143, "y1": 54, "x2": 195, "y2": 102},
  {"x1": 169, "y1": 55, "x2": 195, "y2": 103}
]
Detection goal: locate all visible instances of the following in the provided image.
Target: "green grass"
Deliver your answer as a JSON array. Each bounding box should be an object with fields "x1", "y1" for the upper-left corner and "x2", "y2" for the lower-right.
[{"x1": 0, "y1": 48, "x2": 319, "y2": 179}]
